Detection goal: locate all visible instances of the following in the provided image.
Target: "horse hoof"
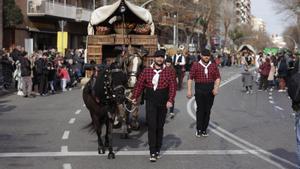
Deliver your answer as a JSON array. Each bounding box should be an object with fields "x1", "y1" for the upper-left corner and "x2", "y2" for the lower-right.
[
  {"x1": 98, "y1": 147, "x2": 105, "y2": 154},
  {"x1": 107, "y1": 153, "x2": 115, "y2": 159},
  {"x1": 131, "y1": 124, "x2": 140, "y2": 131}
]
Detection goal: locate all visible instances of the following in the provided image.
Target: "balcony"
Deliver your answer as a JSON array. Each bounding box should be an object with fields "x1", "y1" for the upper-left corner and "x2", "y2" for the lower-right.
[{"x1": 27, "y1": 0, "x2": 92, "y2": 22}]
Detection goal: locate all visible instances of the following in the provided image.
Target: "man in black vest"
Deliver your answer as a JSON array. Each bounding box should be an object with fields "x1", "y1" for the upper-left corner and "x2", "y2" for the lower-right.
[{"x1": 172, "y1": 49, "x2": 186, "y2": 90}]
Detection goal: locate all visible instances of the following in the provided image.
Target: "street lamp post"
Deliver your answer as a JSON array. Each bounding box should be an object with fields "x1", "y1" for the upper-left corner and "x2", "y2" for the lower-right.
[{"x1": 173, "y1": 13, "x2": 177, "y2": 47}]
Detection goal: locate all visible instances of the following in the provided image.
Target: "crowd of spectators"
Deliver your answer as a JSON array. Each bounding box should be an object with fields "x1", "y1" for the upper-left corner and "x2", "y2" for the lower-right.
[{"x1": 0, "y1": 46, "x2": 85, "y2": 97}]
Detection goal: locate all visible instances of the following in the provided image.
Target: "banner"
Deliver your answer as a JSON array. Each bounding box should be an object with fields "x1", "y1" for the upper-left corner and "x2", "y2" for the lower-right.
[{"x1": 57, "y1": 32, "x2": 68, "y2": 55}]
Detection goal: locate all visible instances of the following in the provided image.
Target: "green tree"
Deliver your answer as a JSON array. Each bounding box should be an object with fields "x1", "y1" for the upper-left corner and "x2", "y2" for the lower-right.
[{"x1": 3, "y1": 0, "x2": 23, "y2": 28}]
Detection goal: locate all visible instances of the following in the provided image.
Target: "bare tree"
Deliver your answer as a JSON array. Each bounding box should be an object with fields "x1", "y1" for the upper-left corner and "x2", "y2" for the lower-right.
[
  {"x1": 221, "y1": 0, "x2": 235, "y2": 49},
  {"x1": 272, "y1": 0, "x2": 300, "y2": 44},
  {"x1": 283, "y1": 24, "x2": 299, "y2": 50}
]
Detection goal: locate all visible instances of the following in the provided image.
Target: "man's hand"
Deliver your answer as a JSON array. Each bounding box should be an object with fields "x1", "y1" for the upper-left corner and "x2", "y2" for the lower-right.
[
  {"x1": 131, "y1": 99, "x2": 137, "y2": 105},
  {"x1": 187, "y1": 90, "x2": 193, "y2": 99},
  {"x1": 166, "y1": 101, "x2": 173, "y2": 108},
  {"x1": 212, "y1": 88, "x2": 219, "y2": 96}
]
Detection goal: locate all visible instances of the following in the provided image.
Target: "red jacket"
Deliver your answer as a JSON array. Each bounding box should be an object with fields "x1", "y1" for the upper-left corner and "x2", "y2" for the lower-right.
[
  {"x1": 259, "y1": 61, "x2": 271, "y2": 76},
  {"x1": 58, "y1": 68, "x2": 70, "y2": 80}
]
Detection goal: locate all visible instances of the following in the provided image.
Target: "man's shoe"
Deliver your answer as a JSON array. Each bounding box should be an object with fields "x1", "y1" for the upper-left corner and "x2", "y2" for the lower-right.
[
  {"x1": 201, "y1": 131, "x2": 209, "y2": 137},
  {"x1": 149, "y1": 154, "x2": 157, "y2": 162},
  {"x1": 195, "y1": 130, "x2": 201, "y2": 138},
  {"x1": 170, "y1": 112, "x2": 175, "y2": 119},
  {"x1": 156, "y1": 152, "x2": 161, "y2": 159}
]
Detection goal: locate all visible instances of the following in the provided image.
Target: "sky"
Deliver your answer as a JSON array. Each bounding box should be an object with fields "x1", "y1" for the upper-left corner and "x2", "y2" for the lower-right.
[{"x1": 251, "y1": 0, "x2": 295, "y2": 35}]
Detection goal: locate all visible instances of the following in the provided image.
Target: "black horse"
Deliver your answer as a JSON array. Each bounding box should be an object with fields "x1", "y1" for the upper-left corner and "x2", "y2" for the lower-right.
[{"x1": 82, "y1": 62, "x2": 127, "y2": 159}]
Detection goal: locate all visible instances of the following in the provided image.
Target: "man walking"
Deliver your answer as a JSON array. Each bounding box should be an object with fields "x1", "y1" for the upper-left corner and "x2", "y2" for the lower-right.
[
  {"x1": 132, "y1": 50, "x2": 177, "y2": 162},
  {"x1": 187, "y1": 49, "x2": 221, "y2": 137},
  {"x1": 172, "y1": 49, "x2": 186, "y2": 90}
]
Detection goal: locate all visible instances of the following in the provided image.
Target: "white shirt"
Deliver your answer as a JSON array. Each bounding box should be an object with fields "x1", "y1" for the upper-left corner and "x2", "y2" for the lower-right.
[{"x1": 172, "y1": 54, "x2": 186, "y2": 66}]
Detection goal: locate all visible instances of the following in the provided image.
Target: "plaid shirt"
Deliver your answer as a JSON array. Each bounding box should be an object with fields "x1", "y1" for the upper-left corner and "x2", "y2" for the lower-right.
[
  {"x1": 189, "y1": 61, "x2": 221, "y2": 83},
  {"x1": 132, "y1": 67, "x2": 177, "y2": 103}
]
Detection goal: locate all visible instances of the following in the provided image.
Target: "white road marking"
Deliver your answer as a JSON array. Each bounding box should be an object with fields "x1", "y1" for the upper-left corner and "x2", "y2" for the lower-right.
[
  {"x1": 61, "y1": 146, "x2": 68, "y2": 152},
  {"x1": 275, "y1": 106, "x2": 284, "y2": 111},
  {"x1": 0, "y1": 150, "x2": 259, "y2": 158},
  {"x1": 63, "y1": 163, "x2": 72, "y2": 169},
  {"x1": 269, "y1": 100, "x2": 275, "y2": 104},
  {"x1": 187, "y1": 70, "x2": 299, "y2": 169},
  {"x1": 62, "y1": 131, "x2": 70, "y2": 140},
  {"x1": 269, "y1": 93, "x2": 273, "y2": 96},
  {"x1": 269, "y1": 96, "x2": 273, "y2": 100},
  {"x1": 68, "y1": 118, "x2": 76, "y2": 124},
  {"x1": 75, "y1": 109, "x2": 81, "y2": 115}
]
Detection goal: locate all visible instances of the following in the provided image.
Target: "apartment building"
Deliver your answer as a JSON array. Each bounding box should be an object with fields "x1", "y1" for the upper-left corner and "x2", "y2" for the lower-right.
[
  {"x1": 235, "y1": 0, "x2": 251, "y2": 24},
  {"x1": 3, "y1": 0, "x2": 110, "y2": 50}
]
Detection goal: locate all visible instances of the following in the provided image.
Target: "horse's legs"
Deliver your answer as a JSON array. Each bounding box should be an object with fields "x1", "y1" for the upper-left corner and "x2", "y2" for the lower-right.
[
  {"x1": 131, "y1": 106, "x2": 140, "y2": 130},
  {"x1": 106, "y1": 120, "x2": 115, "y2": 159},
  {"x1": 97, "y1": 124, "x2": 106, "y2": 154},
  {"x1": 117, "y1": 104, "x2": 129, "y2": 139}
]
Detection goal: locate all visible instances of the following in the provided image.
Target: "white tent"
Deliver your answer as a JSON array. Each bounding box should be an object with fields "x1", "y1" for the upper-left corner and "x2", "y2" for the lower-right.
[
  {"x1": 237, "y1": 44, "x2": 256, "y2": 54},
  {"x1": 88, "y1": 0, "x2": 155, "y2": 35}
]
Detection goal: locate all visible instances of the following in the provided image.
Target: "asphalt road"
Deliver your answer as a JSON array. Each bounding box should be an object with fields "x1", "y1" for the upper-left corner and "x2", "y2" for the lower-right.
[{"x1": 0, "y1": 66, "x2": 298, "y2": 169}]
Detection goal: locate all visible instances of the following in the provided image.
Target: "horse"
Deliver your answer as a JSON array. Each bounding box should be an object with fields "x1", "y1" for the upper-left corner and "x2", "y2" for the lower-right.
[
  {"x1": 123, "y1": 47, "x2": 148, "y2": 130},
  {"x1": 82, "y1": 62, "x2": 127, "y2": 159}
]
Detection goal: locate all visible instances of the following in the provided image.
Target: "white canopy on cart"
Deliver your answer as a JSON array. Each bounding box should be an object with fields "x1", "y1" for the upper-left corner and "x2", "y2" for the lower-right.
[
  {"x1": 88, "y1": 0, "x2": 155, "y2": 35},
  {"x1": 237, "y1": 44, "x2": 256, "y2": 54}
]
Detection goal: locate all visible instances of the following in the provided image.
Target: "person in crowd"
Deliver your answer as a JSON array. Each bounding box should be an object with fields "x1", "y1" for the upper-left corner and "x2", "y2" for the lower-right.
[
  {"x1": 258, "y1": 58, "x2": 271, "y2": 91},
  {"x1": 20, "y1": 52, "x2": 34, "y2": 98},
  {"x1": 187, "y1": 49, "x2": 221, "y2": 137},
  {"x1": 241, "y1": 65, "x2": 253, "y2": 94},
  {"x1": 277, "y1": 53, "x2": 288, "y2": 92},
  {"x1": 38, "y1": 53, "x2": 49, "y2": 96},
  {"x1": 267, "y1": 56, "x2": 277, "y2": 91},
  {"x1": 58, "y1": 65, "x2": 70, "y2": 92},
  {"x1": 0, "y1": 50, "x2": 14, "y2": 89},
  {"x1": 286, "y1": 54, "x2": 300, "y2": 166},
  {"x1": 165, "y1": 57, "x2": 176, "y2": 119},
  {"x1": 131, "y1": 50, "x2": 177, "y2": 162},
  {"x1": 172, "y1": 49, "x2": 186, "y2": 90},
  {"x1": 13, "y1": 60, "x2": 23, "y2": 95},
  {"x1": 255, "y1": 52, "x2": 264, "y2": 83},
  {"x1": 47, "y1": 62, "x2": 56, "y2": 94}
]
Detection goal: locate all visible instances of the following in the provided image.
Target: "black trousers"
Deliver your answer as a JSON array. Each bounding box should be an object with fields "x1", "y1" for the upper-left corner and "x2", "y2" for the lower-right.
[
  {"x1": 259, "y1": 75, "x2": 268, "y2": 90},
  {"x1": 195, "y1": 83, "x2": 215, "y2": 132},
  {"x1": 145, "y1": 88, "x2": 168, "y2": 155},
  {"x1": 39, "y1": 75, "x2": 48, "y2": 94},
  {"x1": 175, "y1": 67, "x2": 183, "y2": 89}
]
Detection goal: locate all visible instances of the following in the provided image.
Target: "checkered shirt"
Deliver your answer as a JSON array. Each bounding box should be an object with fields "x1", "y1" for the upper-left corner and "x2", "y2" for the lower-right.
[
  {"x1": 189, "y1": 61, "x2": 221, "y2": 83},
  {"x1": 132, "y1": 67, "x2": 177, "y2": 103}
]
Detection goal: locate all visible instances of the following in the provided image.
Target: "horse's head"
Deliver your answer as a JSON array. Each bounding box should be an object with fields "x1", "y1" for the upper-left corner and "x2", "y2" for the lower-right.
[
  {"x1": 109, "y1": 62, "x2": 128, "y2": 104},
  {"x1": 125, "y1": 47, "x2": 148, "y2": 88}
]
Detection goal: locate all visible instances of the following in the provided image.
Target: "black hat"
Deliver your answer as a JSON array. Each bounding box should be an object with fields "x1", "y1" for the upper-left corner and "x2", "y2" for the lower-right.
[
  {"x1": 165, "y1": 57, "x2": 172, "y2": 63},
  {"x1": 154, "y1": 50, "x2": 165, "y2": 57},
  {"x1": 201, "y1": 49, "x2": 211, "y2": 56}
]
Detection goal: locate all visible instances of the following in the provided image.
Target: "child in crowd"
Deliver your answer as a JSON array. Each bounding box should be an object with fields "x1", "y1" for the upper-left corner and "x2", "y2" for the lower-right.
[
  {"x1": 241, "y1": 65, "x2": 254, "y2": 94},
  {"x1": 165, "y1": 57, "x2": 175, "y2": 118}
]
